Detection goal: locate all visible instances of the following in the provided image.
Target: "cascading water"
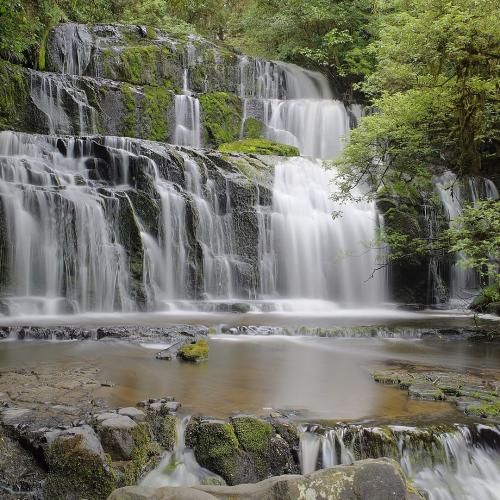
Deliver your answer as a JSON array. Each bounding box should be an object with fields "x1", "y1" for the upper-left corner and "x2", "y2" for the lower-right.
[
  {"x1": 435, "y1": 172, "x2": 499, "y2": 304},
  {"x1": 299, "y1": 424, "x2": 500, "y2": 500},
  {"x1": 0, "y1": 132, "x2": 134, "y2": 315},
  {"x1": 238, "y1": 59, "x2": 351, "y2": 159},
  {"x1": 261, "y1": 157, "x2": 383, "y2": 303},
  {"x1": 141, "y1": 416, "x2": 221, "y2": 487},
  {"x1": 29, "y1": 72, "x2": 97, "y2": 136},
  {"x1": 174, "y1": 41, "x2": 202, "y2": 148}
]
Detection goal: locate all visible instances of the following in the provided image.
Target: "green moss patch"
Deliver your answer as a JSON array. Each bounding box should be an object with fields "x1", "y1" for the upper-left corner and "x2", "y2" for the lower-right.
[
  {"x1": 44, "y1": 435, "x2": 116, "y2": 500},
  {"x1": 0, "y1": 61, "x2": 29, "y2": 131},
  {"x1": 199, "y1": 92, "x2": 242, "y2": 146},
  {"x1": 231, "y1": 416, "x2": 273, "y2": 479},
  {"x1": 143, "y1": 85, "x2": 172, "y2": 141},
  {"x1": 122, "y1": 423, "x2": 160, "y2": 485},
  {"x1": 242, "y1": 117, "x2": 264, "y2": 139},
  {"x1": 178, "y1": 339, "x2": 209, "y2": 362},
  {"x1": 193, "y1": 421, "x2": 241, "y2": 484},
  {"x1": 218, "y1": 138, "x2": 299, "y2": 156},
  {"x1": 468, "y1": 400, "x2": 500, "y2": 418}
]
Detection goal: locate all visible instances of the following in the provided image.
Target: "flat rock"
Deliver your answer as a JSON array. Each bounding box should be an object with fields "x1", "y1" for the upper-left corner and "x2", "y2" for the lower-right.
[
  {"x1": 1, "y1": 407, "x2": 31, "y2": 425},
  {"x1": 45, "y1": 424, "x2": 107, "y2": 462},
  {"x1": 118, "y1": 407, "x2": 146, "y2": 422},
  {"x1": 408, "y1": 383, "x2": 440, "y2": 400}
]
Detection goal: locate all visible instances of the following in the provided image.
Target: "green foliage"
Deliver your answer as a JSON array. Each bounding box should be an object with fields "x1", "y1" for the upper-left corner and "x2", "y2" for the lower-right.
[
  {"x1": 446, "y1": 200, "x2": 500, "y2": 285},
  {"x1": 219, "y1": 138, "x2": 299, "y2": 156},
  {"x1": 468, "y1": 400, "x2": 500, "y2": 418},
  {"x1": 0, "y1": 0, "x2": 126, "y2": 63},
  {"x1": 121, "y1": 0, "x2": 198, "y2": 38},
  {"x1": 337, "y1": 0, "x2": 499, "y2": 202},
  {"x1": 0, "y1": 60, "x2": 30, "y2": 130},
  {"x1": 178, "y1": 339, "x2": 209, "y2": 362},
  {"x1": 230, "y1": 0, "x2": 376, "y2": 89}
]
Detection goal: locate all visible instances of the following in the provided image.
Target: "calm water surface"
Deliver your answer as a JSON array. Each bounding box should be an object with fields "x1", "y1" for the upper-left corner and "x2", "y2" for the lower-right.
[{"x1": 1, "y1": 336, "x2": 498, "y2": 421}]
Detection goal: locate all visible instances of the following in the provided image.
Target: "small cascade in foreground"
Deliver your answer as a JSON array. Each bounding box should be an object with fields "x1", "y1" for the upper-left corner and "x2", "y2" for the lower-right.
[
  {"x1": 260, "y1": 157, "x2": 385, "y2": 304},
  {"x1": 435, "y1": 172, "x2": 499, "y2": 305},
  {"x1": 141, "y1": 416, "x2": 221, "y2": 487},
  {"x1": 299, "y1": 424, "x2": 500, "y2": 500}
]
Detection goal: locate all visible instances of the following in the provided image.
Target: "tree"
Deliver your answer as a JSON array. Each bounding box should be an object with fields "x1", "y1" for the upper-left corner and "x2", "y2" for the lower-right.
[{"x1": 336, "y1": 0, "x2": 499, "y2": 203}]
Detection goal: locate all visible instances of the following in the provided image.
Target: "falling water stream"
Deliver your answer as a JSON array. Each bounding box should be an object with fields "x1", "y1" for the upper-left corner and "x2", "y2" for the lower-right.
[{"x1": 299, "y1": 424, "x2": 500, "y2": 500}]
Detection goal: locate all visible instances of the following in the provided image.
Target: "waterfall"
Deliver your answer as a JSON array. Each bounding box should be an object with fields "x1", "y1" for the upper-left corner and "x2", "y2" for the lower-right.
[
  {"x1": 238, "y1": 59, "x2": 350, "y2": 159},
  {"x1": 299, "y1": 424, "x2": 500, "y2": 500},
  {"x1": 29, "y1": 72, "x2": 97, "y2": 135},
  {"x1": 435, "y1": 172, "x2": 499, "y2": 304},
  {"x1": 261, "y1": 157, "x2": 384, "y2": 304},
  {"x1": 173, "y1": 41, "x2": 202, "y2": 148},
  {"x1": 174, "y1": 95, "x2": 202, "y2": 148},
  {"x1": 0, "y1": 132, "x2": 134, "y2": 315},
  {"x1": 141, "y1": 416, "x2": 221, "y2": 487}
]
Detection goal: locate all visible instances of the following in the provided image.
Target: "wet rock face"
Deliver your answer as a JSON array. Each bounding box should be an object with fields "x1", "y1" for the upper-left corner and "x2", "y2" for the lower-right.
[
  {"x1": 45, "y1": 24, "x2": 241, "y2": 93},
  {"x1": 108, "y1": 458, "x2": 421, "y2": 500}
]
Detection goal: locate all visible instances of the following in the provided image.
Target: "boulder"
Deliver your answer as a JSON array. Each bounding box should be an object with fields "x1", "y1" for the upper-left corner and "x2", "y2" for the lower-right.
[
  {"x1": 95, "y1": 413, "x2": 139, "y2": 461},
  {"x1": 186, "y1": 415, "x2": 298, "y2": 485},
  {"x1": 108, "y1": 458, "x2": 422, "y2": 499},
  {"x1": 44, "y1": 425, "x2": 116, "y2": 499},
  {"x1": 119, "y1": 407, "x2": 147, "y2": 423}
]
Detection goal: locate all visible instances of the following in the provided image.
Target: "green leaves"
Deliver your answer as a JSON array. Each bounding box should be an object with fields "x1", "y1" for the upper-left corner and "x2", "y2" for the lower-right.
[{"x1": 446, "y1": 200, "x2": 500, "y2": 282}]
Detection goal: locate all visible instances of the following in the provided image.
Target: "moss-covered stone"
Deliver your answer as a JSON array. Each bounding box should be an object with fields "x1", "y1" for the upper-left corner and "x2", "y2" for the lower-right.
[
  {"x1": 471, "y1": 283, "x2": 500, "y2": 314},
  {"x1": 218, "y1": 138, "x2": 300, "y2": 156},
  {"x1": 116, "y1": 193, "x2": 146, "y2": 306},
  {"x1": 242, "y1": 117, "x2": 264, "y2": 139},
  {"x1": 0, "y1": 61, "x2": 30, "y2": 131},
  {"x1": 102, "y1": 46, "x2": 180, "y2": 89},
  {"x1": 143, "y1": 85, "x2": 173, "y2": 141},
  {"x1": 199, "y1": 92, "x2": 243, "y2": 147},
  {"x1": 467, "y1": 400, "x2": 500, "y2": 418},
  {"x1": 160, "y1": 414, "x2": 178, "y2": 451},
  {"x1": 178, "y1": 339, "x2": 209, "y2": 362},
  {"x1": 44, "y1": 434, "x2": 116, "y2": 499},
  {"x1": 122, "y1": 423, "x2": 160, "y2": 486},
  {"x1": 231, "y1": 416, "x2": 273, "y2": 479},
  {"x1": 120, "y1": 83, "x2": 138, "y2": 138},
  {"x1": 190, "y1": 419, "x2": 243, "y2": 485}
]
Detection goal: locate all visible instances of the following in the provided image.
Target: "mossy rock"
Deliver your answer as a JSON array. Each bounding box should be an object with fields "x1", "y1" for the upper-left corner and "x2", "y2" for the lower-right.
[
  {"x1": 0, "y1": 60, "x2": 30, "y2": 132},
  {"x1": 101, "y1": 46, "x2": 181, "y2": 89},
  {"x1": 231, "y1": 416, "x2": 273, "y2": 479},
  {"x1": 178, "y1": 339, "x2": 209, "y2": 362},
  {"x1": 199, "y1": 92, "x2": 242, "y2": 147},
  {"x1": 218, "y1": 138, "x2": 299, "y2": 156},
  {"x1": 467, "y1": 399, "x2": 500, "y2": 418},
  {"x1": 122, "y1": 423, "x2": 160, "y2": 486},
  {"x1": 242, "y1": 117, "x2": 264, "y2": 139},
  {"x1": 160, "y1": 414, "x2": 178, "y2": 451},
  {"x1": 44, "y1": 432, "x2": 116, "y2": 499},
  {"x1": 190, "y1": 419, "x2": 246, "y2": 484},
  {"x1": 471, "y1": 283, "x2": 500, "y2": 314}
]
